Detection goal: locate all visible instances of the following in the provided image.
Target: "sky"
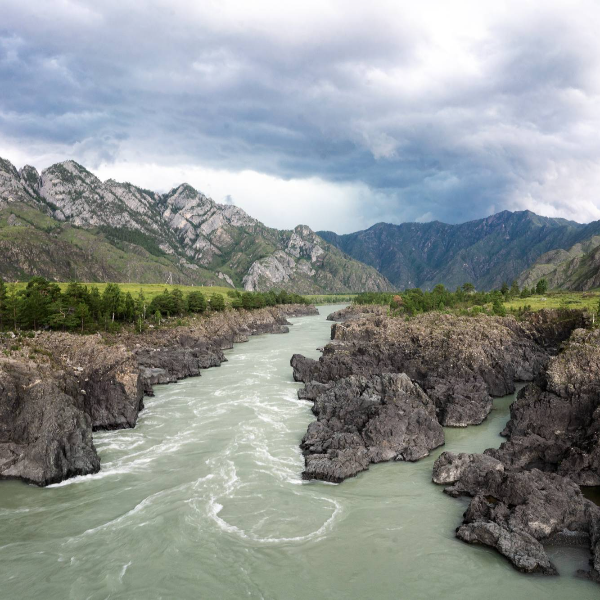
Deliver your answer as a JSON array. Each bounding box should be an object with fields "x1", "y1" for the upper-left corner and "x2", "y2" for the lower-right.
[{"x1": 1, "y1": 0, "x2": 600, "y2": 233}]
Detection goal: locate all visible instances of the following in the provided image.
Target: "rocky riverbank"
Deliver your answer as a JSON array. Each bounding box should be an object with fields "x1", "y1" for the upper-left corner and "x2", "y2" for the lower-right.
[
  {"x1": 432, "y1": 325, "x2": 600, "y2": 581},
  {"x1": 325, "y1": 304, "x2": 387, "y2": 322},
  {"x1": 0, "y1": 304, "x2": 314, "y2": 486},
  {"x1": 292, "y1": 305, "x2": 599, "y2": 582}
]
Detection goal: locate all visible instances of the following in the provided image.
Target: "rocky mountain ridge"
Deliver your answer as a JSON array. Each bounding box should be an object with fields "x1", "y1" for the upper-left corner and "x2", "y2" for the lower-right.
[
  {"x1": 0, "y1": 157, "x2": 391, "y2": 293},
  {"x1": 319, "y1": 210, "x2": 600, "y2": 290}
]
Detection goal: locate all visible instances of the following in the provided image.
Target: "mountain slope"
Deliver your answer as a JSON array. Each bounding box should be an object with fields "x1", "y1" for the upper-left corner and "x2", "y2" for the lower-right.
[
  {"x1": 0, "y1": 157, "x2": 391, "y2": 293},
  {"x1": 518, "y1": 231, "x2": 600, "y2": 290},
  {"x1": 320, "y1": 211, "x2": 600, "y2": 290}
]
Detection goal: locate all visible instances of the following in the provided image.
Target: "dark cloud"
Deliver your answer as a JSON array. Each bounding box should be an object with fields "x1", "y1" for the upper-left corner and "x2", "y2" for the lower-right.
[{"x1": 1, "y1": 0, "x2": 599, "y2": 232}]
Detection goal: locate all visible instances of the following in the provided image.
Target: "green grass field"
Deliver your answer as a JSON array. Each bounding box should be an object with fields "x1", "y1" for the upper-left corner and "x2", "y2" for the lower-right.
[{"x1": 504, "y1": 290, "x2": 600, "y2": 312}]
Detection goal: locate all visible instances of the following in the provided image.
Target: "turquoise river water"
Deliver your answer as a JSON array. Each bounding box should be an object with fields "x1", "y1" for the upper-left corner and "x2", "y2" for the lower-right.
[{"x1": 0, "y1": 305, "x2": 597, "y2": 599}]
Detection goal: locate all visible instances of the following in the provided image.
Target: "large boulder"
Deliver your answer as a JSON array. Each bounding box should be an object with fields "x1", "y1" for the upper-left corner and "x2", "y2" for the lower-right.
[{"x1": 300, "y1": 373, "x2": 444, "y2": 482}]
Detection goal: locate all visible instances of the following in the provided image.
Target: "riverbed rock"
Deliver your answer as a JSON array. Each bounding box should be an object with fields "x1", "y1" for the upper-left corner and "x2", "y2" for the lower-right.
[
  {"x1": 301, "y1": 373, "x2": 444, "y2": 482},
  {"x1": 278, "y1": 304, "x2": 320, "y2": 317},
  {"x1": 433, "y1": 450, "x2": 600, "y2": 578},
  {"x1": 0, "y1": 359, "x2": 99, "y2": 486},
  {"x1": 292, "y1": 312, "x2": 563, "y2": 427},
  {"x1": 326, "y1": 304, "x2": 387, "y2": 322},
  {"x1": 491, "y1": 327, "x2": 600, "y2": 485}
]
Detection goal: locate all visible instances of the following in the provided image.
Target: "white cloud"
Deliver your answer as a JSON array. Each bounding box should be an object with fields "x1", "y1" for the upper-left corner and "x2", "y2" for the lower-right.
[{"x1": 2, "y1": 0, "x2": 600, "y2": 230}]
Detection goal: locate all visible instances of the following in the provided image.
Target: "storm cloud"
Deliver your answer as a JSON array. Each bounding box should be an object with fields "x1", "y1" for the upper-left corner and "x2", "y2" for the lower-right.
[{"x1": 1, "y1": 0, "x2": 599, "y2": 232}]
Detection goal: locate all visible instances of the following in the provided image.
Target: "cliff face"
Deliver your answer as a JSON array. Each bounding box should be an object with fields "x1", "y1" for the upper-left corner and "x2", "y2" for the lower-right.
[
  {"x1": 320, "y1": 211, "x2": 600, "y2": 290},
  {"x1": 0, "y1": 156, "x2": 391, "y2": 293},
  {"x1": 0, "y1": 304, "x2": 314, "y2": 486}
]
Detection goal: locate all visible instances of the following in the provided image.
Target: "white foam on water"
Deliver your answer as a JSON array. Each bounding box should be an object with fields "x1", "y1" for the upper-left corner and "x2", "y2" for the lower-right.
[
  {"x1": 48, "y1": 428, "x2": 199, "y2": 488},
  {"x1": 206, "y1": 495, "x2": 342, "y2": 545},
  {"x1": 119, "y1": 561, "x2": 132, "y2": 582}
]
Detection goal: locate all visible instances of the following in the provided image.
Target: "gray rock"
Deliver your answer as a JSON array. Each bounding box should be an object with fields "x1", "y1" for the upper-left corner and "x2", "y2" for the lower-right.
[
  {"x1": 432, "y1": 451, "x2": 600, "y2": 580},
  {"x1": 0, "y1": 361, "x2": 99, "y2": 486},
  {"x1": 457, "y1": 521, "x2": 558, "y2": 575},
  {"x1": 301, "y1": 373, "x2": 444, "y2": 482}
]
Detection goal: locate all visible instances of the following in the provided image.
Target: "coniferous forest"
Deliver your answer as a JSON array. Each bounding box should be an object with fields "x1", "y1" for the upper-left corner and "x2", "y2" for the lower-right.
[{"x1": 0, "y1": 277, "x2": 309, "y2": 333}]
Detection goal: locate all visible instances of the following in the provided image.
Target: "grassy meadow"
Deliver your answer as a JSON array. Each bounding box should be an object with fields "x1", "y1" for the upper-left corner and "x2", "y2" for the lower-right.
[{"x1": 504, "y1": 290, "x2": 600, "y2": 312}]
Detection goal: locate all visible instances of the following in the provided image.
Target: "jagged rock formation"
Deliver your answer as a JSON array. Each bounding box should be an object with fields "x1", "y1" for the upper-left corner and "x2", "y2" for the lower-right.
[
  {"x1": 0, "y1": 156, "x2": 391, "y2": 293},
  {"x1": 0, "y1": 304, "x2": 313, "y2": 486},
  {"x1": 292, "y1": 310, "x2": 583, "y2": 429},
  {"x1": 490, "y1": 327, "x2": 600, "y2": 486},
  {"x1": 299, "y1": 373, "x2": 444, "y2": 482},
  {"x1": 0, "y1": 360, "x2": 100, "y2": 486},
  {"x1": 433, "y1": 451, "x2": 600, "y2": 581},
  {"x1": 427, "y1": 321, "x2": 600, "y2": 582},
  {"x1": 326, "y1": 304, "x2": 387, "y2": 322},
  {"x1": 319, "y1": 210, "x2": 600, "y2": 290},
  {"x1": 292, "y1": 306, "x2": 599, "y2": 581}
]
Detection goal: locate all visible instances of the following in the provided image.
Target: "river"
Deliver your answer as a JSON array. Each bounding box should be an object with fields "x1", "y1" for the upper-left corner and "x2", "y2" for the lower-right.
[{"x1": 0, "y1": 305, "x2": 597, "y2": 599}]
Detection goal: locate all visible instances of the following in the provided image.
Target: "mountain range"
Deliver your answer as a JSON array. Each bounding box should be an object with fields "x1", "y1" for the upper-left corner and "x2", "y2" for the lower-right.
[
  {"x1": 0, "y1": 157, "x2": 390, "y2": 293},
  {"x1": 3, "y1": 154, "x2": 600, "y2": 293},
  {"x1": 319, "y1": 211, "x2": 600, "y2": 291}
]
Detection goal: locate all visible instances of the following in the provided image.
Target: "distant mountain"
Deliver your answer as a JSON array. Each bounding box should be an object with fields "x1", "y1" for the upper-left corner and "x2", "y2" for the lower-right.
[
  {"x1": 518, "y1": 232, "x2": 600, "y2": 291},
  {"x1": 0, "y1": 157, "x2": 391, "y2": 293},
  {"x1": 319, "y1": 211, "x2": 600, "y2": 290}
]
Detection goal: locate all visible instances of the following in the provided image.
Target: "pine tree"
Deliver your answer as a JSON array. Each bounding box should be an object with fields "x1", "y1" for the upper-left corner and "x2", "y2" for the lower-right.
[
  {"x1": 123, "y1": 292, "x2": 136, "y2": 322},
  {"x1": 535, "y1": 279, "x2": 548, "y2": 295},
  {"x1": 210, "y1": 293, "x2": 225, "y2": 311},
  {"x1": 187, "y1": 291, "x2": 207, "y2": 313},
  {"x1": 135, "y1": 288, "x2": 147, "y2": 320},
  {"x1": 5, "y1": 284, "x2": 19, "y2": 330},
  {"x1": 170, "y1": 288, "x2": 185, "y2": 314},
  {"x1": 102, "y1": 283, "x2": 122, "y2": 322},
  {"x1": 492, "y1": 297, "x2": 506, "y2": 316},
  {"x1": 88, "y1": 286, "x2": 103, "y2": 321},
  {"x1": 75, "y1": 302, "x2": 90, "y2": 333}
]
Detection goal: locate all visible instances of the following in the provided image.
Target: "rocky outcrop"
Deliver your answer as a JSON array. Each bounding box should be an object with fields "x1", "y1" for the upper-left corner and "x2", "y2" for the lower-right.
[
  {"x1": 0, "y1": 304, "x2": 314, "y2": 486},
  {"x1": 0, "y1": 360, "x2": 99, "y2": 486},
  {"x1": 326, "y1": 304, "x2": 387, "y2": 322},
  {"x1": 427, "y1": 318, "x2": 600, "y2": 583},
  {"x1": 488, "y1": 327, "x2": 600, "y2": 486},
  {"x1": 241, "y1": 224, "x2": 391, "y2": 294},
  {"x1": 300, "y1": 373, "x2": 444, "y2": 482},
  {"x1": 277, "y1": 304, "x2": 320, "y2": 317},
  {"x1": 433, "y1": 451, "x2": 600, "y2": 580},
  {"x1": 292, "y1": 312, "x2": 571, "y2": 428}
]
